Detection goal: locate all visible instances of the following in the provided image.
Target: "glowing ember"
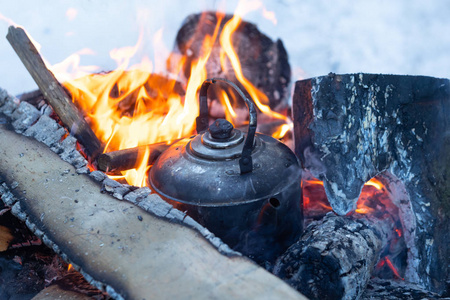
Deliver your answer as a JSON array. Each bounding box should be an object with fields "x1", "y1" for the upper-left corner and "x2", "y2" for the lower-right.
[
  {"x1": 302, "y1": 174, "x2": 406, "y2": 280},
  {"x1": 376, "y1": 256, "x2": 404, "y2": 280}
]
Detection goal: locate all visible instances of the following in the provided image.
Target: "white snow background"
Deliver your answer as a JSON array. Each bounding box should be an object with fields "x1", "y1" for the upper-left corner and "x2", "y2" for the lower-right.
[{"x1": 1, "y1": 0, "x2": 449, "y2": 96}]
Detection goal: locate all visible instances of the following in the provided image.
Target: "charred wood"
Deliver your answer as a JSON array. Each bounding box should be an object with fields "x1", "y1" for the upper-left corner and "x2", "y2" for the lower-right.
[
  {"x1": 169, "y1": 12, "x2": 291, "y2": 110},
  {"x1": 293, "y1": 73, "x2": 450, "y2": 294},
  {"x1": 273, "y1": 212, "x2": 394, "y2": 300},
  {"x1": 97, "y1": 139, "x2": 180, "y2": 172},
  {"x1": 6, "y1": 26, "x2": 103, "y2": 158},
  {"x1": 361, "y1": 278, "x2": 444, "y2": 300}
]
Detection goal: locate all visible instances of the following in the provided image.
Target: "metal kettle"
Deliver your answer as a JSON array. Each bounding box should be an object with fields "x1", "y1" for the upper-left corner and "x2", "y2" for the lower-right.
[{"x1": 149, "y1": 78, "x2": 303, "y2": 263}]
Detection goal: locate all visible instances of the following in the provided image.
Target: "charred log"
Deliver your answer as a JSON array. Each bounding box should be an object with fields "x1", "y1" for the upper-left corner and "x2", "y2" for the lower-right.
[
  {"x1": 361, "y1": 278, "x2": 444, "y2": 300},
  {"x1": 292, "y1": 73, "x2": 450, "y2": 294},
  {"x1": 273, "y1": 212, "x2": 394, "y2": 300},
  {"x1": 169, "y1": 11, "x2": 291, "y2": 110},
  {"x1": 97, "y1": 139, "x2": 180, "y2": 172},
  {"x1": 6, "y1": 26, "x2": 103, "y2": 158}
]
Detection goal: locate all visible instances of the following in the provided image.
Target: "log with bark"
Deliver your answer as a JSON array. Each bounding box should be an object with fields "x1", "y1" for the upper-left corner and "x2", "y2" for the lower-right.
[
  {"x1": 292, "y1": 73, "x2": 450, "y2": 295},
  {"x1": 6, "y1": 26, "x2": 103, "y2": 158},
  {"x1": 273, "y1": 212, "x2": 395, "y2": 300}
]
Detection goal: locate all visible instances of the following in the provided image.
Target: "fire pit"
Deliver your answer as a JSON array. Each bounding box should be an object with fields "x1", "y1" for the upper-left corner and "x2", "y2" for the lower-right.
[{"x1": 0, "y1": 5, "x2": 449, "y2": 300}]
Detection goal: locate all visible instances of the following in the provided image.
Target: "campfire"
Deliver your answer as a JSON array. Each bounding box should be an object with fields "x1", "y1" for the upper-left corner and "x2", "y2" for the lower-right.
[{"x1": 0, "y1": 4, "x2": 449, "y2": 300}]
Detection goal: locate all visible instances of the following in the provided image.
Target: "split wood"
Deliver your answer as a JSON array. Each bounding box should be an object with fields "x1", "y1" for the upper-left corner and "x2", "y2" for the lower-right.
[{"x1": 6, "y1": 26, "x2": 103, "y2": 158}]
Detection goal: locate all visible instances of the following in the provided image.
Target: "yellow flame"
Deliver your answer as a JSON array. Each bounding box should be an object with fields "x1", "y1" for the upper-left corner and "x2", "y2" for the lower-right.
[
  {"x1": 48, "y1": 4, "x2": 291, "y2": 188},
  {"x1": 60, "y1": 14, "x2": 224, "y2": 187},
  {"x1": 220, "y1": 90, "x2": 237, "y2": 119},
  {"x1": 365, "y1": 178, "x2": 383, "y2": 190},
  {"x1": 219, "y1": 9, "x2": 293, "y2": 136}
]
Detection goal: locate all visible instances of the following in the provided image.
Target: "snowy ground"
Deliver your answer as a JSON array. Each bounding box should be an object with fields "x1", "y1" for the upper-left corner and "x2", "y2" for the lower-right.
[{"x1": 1, "y1": 0, "x2": 449, "y2": 96}]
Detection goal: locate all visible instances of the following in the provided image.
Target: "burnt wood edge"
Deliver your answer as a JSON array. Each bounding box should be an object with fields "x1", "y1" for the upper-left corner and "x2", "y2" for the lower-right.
[
  {"x1": 6, "y1": 26, "x2": 103, "y2": 158},
  {"x1": 97, "y1": 139, "x2": 181, "y2": 172}
]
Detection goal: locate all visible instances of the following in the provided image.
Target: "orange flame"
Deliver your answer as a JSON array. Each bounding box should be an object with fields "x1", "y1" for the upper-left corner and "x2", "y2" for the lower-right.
[
  {"x1": 377, "y1": 257, "x2": 404, "y2": 280},
  {"x1": 52, "y1": 5, "x2": 290, "y2": 187},
  {"x1": 219, "y1": 12, "x2": 291, "y2": 128},
  {"x1": 302, "y1": 176, "x2": 388, "y2": 216},
  {"x1": 365, "y1": 178, "x2": 384, "y2": 190},
  {"x1": 59, "y1": 13, "x2": 226, "y2": 187}
]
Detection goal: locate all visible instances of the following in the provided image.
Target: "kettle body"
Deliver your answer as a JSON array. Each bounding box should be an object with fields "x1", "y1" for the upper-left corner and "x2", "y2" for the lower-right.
[{"x1": 149, "y1": 78, "x2": 303, "y2": 263}]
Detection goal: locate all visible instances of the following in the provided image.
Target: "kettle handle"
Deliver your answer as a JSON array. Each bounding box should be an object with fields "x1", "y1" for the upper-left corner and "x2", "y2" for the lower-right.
[{"x1": 196, "y1": 78, "x2": 257, "y2": 174}]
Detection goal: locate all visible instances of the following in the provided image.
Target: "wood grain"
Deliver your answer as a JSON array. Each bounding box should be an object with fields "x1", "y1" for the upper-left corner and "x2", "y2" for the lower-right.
[{"x1": 6, "y1": 26, "x2": 103, "y2": 158}]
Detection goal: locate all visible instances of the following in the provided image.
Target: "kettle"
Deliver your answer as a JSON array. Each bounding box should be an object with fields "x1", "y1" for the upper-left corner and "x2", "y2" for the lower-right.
[{"x1": 149, "y1": 78, "x2": 303, "y2": 263}]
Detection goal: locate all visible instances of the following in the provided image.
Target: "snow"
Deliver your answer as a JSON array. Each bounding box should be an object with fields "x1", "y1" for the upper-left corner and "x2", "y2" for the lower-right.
[{"x1": 1, "y1": 0, "x2": 449, "y2": 95}]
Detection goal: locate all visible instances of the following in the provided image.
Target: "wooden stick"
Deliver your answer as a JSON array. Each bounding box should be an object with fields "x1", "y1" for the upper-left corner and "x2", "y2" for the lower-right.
[
  {"x1": 6, "y1": 26, "x2": 103, "y2": 158},
  {"x1": 97, "y1": 139, "x2": 181, "y2": 172}
]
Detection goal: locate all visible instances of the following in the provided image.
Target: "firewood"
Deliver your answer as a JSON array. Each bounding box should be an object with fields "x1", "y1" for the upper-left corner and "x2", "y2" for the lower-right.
[
  {"x1": 292, "y1": 73, "x2": 450, "y2": 294},
  {"x1": 0, "y1": 124, "x2": 305, "y2": 300},
  {"x1": 273, "y1": 213, "x2": 394, "y2": 300},
  {"x1": 6, "y1": 26, "x2": 103, "y2": 158},
  {"x1": 97, "y1": 139, "x2": 181, "y2": 172}
]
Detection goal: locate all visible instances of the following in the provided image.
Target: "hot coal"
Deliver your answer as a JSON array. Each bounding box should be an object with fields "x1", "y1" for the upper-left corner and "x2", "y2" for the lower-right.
[{"x1": 293, "y1": 73, "x2": 450, "y2": 295}]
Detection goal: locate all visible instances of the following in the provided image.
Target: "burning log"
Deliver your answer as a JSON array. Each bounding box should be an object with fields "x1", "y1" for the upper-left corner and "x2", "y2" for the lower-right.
[
  {"x1": 273, "y1": 212, "x2": 394, "y2": 300},
  {"x1": 170, "y1": 12, "x2": 291, "y2": 110},
  {"x1": 0, "y1": 124, "x2": 304, "y2": 300},
  {"x1": 6, "y1": 26, "x2": 103, "y2": 158},
  {"x1": 97, "y1": 139, "x2": 181, "y2": 172},
  {"x1": 292, "y1": 73, "x2": 450, "y2": 294}
]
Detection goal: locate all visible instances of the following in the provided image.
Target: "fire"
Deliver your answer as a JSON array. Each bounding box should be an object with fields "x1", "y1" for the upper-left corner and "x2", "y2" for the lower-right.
[
  {"x1": 58, "y1": 14, "x2": 226, "y2": 186},
  {"x1": 302, "y1": 176, "x2": 388, "y2": 215},
  {"x1": 364, "y1": 178, "x2": 384, "y2": 190},
  {"x1": 52, "y1": 5, "x2": 289, "y2": 188},
  {"x1": 376, "y1": 256, "x2": 404, "y2": 280},
  {"x1": 219, "y1": 12, "x2": 292, "y2": 134},
  {"x1": 303, "y1": 175, "x2": 406, "y2": 280}
]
